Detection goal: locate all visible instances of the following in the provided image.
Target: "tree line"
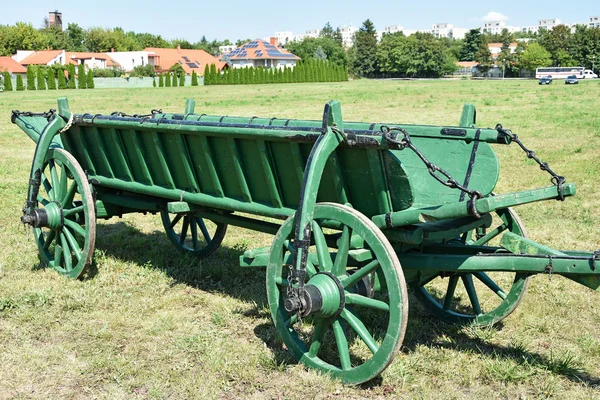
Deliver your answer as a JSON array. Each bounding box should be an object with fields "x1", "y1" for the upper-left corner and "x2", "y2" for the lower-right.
[
  {"x1": 2, "y1": 63, "x2": 94, "y2": 91},
  {"x1": 344, "y1": 19, "x2": 600, "y2": 78}
]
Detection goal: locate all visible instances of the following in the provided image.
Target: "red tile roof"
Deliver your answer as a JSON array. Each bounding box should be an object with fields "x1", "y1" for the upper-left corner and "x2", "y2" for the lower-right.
[
  {"x1": 20, "y1": 50, "x2": 63, "y2": 65},
  {"x1": 487, "y1": 42, "x2": 519, "y2": 48},
  {"x1": 0, "y1": 57, "x2": 27, "y2": 73},
  {"x1": 456, "y1": 61, "x2": 479, "y2": 68},
  {"x1": 144, "y1": 47, "x2": 224, "y2": 74},
  {"x1": 225, "y1": 40, "x2": 299, "y2": 61}
]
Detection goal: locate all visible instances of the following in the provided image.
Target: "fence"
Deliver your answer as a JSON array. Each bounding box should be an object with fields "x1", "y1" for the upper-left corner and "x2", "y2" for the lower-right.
[{"x1": 2, "y1": 74, "x2": 203, "y2": 90}]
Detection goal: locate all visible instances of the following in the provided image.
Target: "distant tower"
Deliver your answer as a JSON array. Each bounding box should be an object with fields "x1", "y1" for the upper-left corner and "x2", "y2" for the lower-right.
[{"x1": 49, "y1": 10, "x2": 63, "y2": 30}]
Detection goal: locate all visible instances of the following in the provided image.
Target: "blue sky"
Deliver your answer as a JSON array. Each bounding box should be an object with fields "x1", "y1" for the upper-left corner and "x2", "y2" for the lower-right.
[{"x1": 1, "y1": 1, "x2": 597, "y2": 43}]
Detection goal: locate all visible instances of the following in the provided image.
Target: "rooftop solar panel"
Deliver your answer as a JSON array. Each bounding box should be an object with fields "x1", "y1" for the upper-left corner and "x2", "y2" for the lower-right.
[
  {"x1": 182, "y1": 56, "x2": 190, "y2": 62},
  {"x1": 186, "y1": 62, "x2": 199, "y2": 68}
]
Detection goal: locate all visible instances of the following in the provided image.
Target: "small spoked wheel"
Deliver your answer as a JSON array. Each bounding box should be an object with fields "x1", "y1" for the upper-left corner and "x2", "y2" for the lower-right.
[
  {"x1": 411, "y1": 208, "x2": 530, "y2": 326},
  {"x1": 160, "y1": 212, "x2": 227, "y2": 257},
  {"x1": 267, "y1": 203, "x2": 408, "y2": 385},
  {"x1": 33, "y1": 148, "x2": 96, "y2": 279}
]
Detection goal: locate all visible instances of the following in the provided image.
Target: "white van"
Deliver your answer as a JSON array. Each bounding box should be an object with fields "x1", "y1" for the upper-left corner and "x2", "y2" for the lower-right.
[{"x1": 583, "y1": 70, "x2": 598, "y2": 79}]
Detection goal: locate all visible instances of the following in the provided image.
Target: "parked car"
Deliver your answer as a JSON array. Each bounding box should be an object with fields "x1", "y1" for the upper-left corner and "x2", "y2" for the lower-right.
[
  {"x1": 565, "y1": 75, "x2": 579, "y2": 84},
  {"x1": 538, "y1": 76, "x2": 553, "y2": 84}
]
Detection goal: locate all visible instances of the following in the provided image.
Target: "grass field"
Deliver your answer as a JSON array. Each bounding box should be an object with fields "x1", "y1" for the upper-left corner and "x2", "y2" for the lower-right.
[{"x1": 0, "y1": 79, "x2": 599, "y2": 399}]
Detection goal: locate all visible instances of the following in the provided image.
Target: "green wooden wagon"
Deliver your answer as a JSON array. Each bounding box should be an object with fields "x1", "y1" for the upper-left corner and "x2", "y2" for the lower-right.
[{"x1": 12, "y1": 98, "x2": 600, "y2": 384}]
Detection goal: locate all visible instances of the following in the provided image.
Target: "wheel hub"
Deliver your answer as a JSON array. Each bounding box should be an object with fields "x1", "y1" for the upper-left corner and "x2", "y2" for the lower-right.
[
  {"x1": 21, "y1": 201, "x2": 63, "y2": 229},
  {"x1": 285, "y1": 272, "x2": 345, "y2": 318}
]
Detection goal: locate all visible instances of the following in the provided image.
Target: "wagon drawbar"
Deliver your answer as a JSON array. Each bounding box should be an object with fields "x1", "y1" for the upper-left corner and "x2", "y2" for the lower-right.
[{"x1": 12, "y1": 97, "x2": 600, "y2": 385}]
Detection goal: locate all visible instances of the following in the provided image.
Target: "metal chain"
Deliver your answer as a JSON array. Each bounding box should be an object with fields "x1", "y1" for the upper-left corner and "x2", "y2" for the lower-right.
[
  {"x1": 382, "y1": 126, "x2": 483, "y2": 218},
  {"x1": 11, "y1": 109, "x2": 56, "y2": 124},
  {"x1": 495, "y1": 124, "x2": 566, "y2": 201},
  {"x1": 110, "y1": 109, "x2": 163, "y2": 118},
  {"x1": 285, "y1": 264, "x2": 302, "y2": 325}
]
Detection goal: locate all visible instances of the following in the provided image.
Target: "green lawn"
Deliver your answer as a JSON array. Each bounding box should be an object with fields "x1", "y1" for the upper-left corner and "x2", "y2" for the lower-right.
[{"x1": 1, "y1": 79, "x2": 599, "y2": 399}]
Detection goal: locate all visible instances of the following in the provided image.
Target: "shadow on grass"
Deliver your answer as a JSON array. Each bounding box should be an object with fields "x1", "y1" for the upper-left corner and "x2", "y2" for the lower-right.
[{"x1": 90, "y1": 222, "x2": 599, "y2": 388}]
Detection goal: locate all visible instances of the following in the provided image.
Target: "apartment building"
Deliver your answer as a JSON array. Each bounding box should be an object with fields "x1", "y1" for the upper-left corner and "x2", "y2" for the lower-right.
[
  {"x1": 590, "y1": 16, "x2": 600, "y2": 28},
  {"x1": 431, "y1": 23, "x2": 468, "y2": 39},
  {"x1": 538, "y1": 18, "x2": 561, "y2": 30}
]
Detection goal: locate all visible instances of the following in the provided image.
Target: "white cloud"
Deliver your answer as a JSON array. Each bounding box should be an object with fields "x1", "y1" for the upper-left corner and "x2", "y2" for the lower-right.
[{"x1": 481, "y1": 12, "x2": 509, "y2": 22}]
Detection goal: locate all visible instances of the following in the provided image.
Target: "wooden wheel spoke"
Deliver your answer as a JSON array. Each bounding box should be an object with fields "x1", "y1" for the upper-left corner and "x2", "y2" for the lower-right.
[
  {"x1": 63, "y1": 228, "x2": 82, "y2": 262},
  {"x1": 43, "y1": 230, "x2": 57, "y2": 250},
  {"x1": 308, "y1": 318, "x2": 328, "y2": 357},
  {"x1": 275, "y1": 277, "x2": 291, "y2": 287},
  {"x1": 332, "y1": 225, "x2": 350, "y2": 276},
  {"x1": 49, "y1": 160, "x2": 61, "y2": 198},
  {"x1": 37, "y1": 194, "x2": 50, "y2": 206},
  {"x1": 197, "y1": 218, "x2": 212, "y2": 243},
  {"x1": 283, "y1": 239, "x2": 295, "y2": 255},
  {"x1": 342, "y1": 259, "x2": 380, "y2": 289},
  {"x1": 61, "y1": 181, "x2": 77, "y2": 208},
  {"x1": 190, "y1": 219, "x2": 200, "y2": 250},
  {"x1": 311, "y1": 221, "x2": 332, "y2": 272},
  {"x1": 64, "y1": 219, "x2": 86, "y2": 238},
  {"x1": 341, "y1": 309, "x2": 379, "y2": 354},
  {"x1": 461, "y1": 274, "x2": 482, "y2": 315},
  {"x1": 472, "y1": 223, "x2": 508, "y2": 246},
  {"x1": 284, "y1": 313, "x2": 298, "y2": 328},
  {"x1": 306, "y1": 260, "x2": 318, "y2": 278},
  {"x1": 179, "y1": 217, "x2": 190, "y2": 244},
  {"x1": 443, "y1": 275, "x2": 460, "y2": 310},
  {"x1": 169, "y1": 214, "x2": 183, "y2": 229},
  {"x1": 474, "y1": 272, "x2": 508, "y2": 300},
  {"x1": 345, "y1": 293, "x2": 389, "y2": 312},
  {"x1": 60, "y1": 233, "x2": 73, "y2": 271},
  {"x1": 64, "y1": 205, "x2": 84, "y2": 218},
  {"x1": 53, "y1": 243, "x2": 63, "y2": 269},
  {"x1": 332, "y1": 319, "x2": 351, "y2": 370},
  {"x1": 41, "y1": 172, "x2": 54, "y2": 201}
]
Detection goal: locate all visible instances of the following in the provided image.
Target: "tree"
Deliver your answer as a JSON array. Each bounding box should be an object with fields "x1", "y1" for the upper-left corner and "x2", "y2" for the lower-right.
[
  {"x1": 519, "y1": 42, "x2": 552, "y2": 71},
  {"x1": 191, "y1": 70, "x2": 198, "y2": 86},
  {"x1": 77, "y1": 64, "x2": 86, "y2": 89},
  {"x1": 179, "y1": 72, "x2": 185, "y2": 86},
  {"x1": 203, "y1": 64, "x2": 210, "y2": 85},
  {"x1": 352, "y1": 19, "x2": 379, "y2": 77},
  {"x1": 475, "y1": 40, "x2": 493, "y2": 77},
  {"x1": 165, "y1": 71, "x2": 171, "y2": 87},
  {"x1": 210, "y1": 64, "x2": 217, "y2": 84},
  {"x1": 16, "y1": 74, "x2": 24, "y2": 91},
  {"x1": 159, "y1": 73, "x2": 164, "y2": 87},
  {"x1": 172, "y1": 72, "x2": 178, "y2": 87},
  {"x1": 570, "y1": 25, "x2": 600, "y2": 72},
  {"x1": 313, "y1": 46, "x2": 327, "y2": 60},
  {"x1": 36, "y1": 67, "x2": 46, "y2": 90},
  {"x1": 460, "y1": 29, "x2": 483, "y2": 61},
  {"x1": 57, "y1": 69, "x2": 67, "y2": 89},
  {"x1": 26, "y1": 65, "x2": 36, "y2": 90},
  {"x1": 319, "y1": 22, "x2": 343, "y2": 46},
  {"x1": 47, "y1": 69, "x2": 56, "y2": 89},
  {"x1": 3, "y1": 71, "x2": 12, "y2": 91},
  {"x1": 67, "y1": 64, "x2": 76, "y2": 89},
  {"x1": 87, "y1": 70, "x2": 95, "y2": 88},
  {"x1": 539, "y1": 24, "x2": 574, "y2": 66},
  {"x1": 286, "y1": 37, "x2": 348, "y2": 67}
]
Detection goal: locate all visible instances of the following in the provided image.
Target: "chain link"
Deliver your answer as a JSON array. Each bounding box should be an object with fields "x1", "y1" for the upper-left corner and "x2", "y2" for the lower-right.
[
  {"x1": 495, "y1": 124, "x2": 566, "y2": 201},
  {"x1": 382, "y1": 126, "x2": 483, "y2": 218}
]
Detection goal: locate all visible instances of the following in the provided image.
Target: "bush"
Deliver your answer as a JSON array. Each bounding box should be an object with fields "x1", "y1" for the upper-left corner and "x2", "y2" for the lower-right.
[
  {"x1": 130, "y1": 64, "x2": 156, "y2": 78},
  {"x1": 3, "y1": 71, "x2": 12, "y2": 91},
  {"x1": 92, "y1": 67, "x2": 123, "y2": 78},
  {"x1": 16, "y1": 74, "x2": 24, "y2": 91},
  {"x1": 87, "y1": 70, "x2": 95, "y2": 89},
  {"x1": 26, "y1": 65, "x2": 36, "y2": 90},
  {"x1": 77, "y1": 64, "x2": 86, "y2": 89},
  {"x1": 153, "y1": 77, "x2": 156, "y2": 87}
]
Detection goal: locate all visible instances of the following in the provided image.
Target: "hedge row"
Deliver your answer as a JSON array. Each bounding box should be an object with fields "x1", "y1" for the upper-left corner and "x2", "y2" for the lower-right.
[{"x1": 4, "y1": 65, "x2": 94, "y2": 91}]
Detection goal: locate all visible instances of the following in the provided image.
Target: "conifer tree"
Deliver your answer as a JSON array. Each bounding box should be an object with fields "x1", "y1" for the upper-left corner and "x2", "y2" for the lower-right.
[
  {"x1": 209, "y1": 64, "x2": 217, "y2": 85},
  {"x1": 159, "y1": 73, "x2": 164, "y2": 87},
  {"x1": 26, "y1": 65, "x2": 36, "y2": 90},
  {"x1": 203, "y1": 64, "x2": 210, "y2": 85},
  {"x1": 87, "y1": 70, "x2": 95, "y2": 88},
  {"x1": 77, "y1": 64, "x2": 86, "y2": 89},
  {"x1": 172, "y1": 72, "x2": 178, "y2": 87},
  {"x1": 179, "y1": 72, "x2": 185, "y2": 86},
  {"x1": 191, "y1": 70, "x2": 198, "y2": 86},
  {"x1": 67, "y1": 65, "x2": 76, "y2": 89},
  {"x1": 3, "y1": 71, "x2": 12, "y2": 91},
  {"x1": 153, "y1": 77, "x2": 156, "y2": 87},
  {"x1": 16, "y1": 74, "x2": 24, "y2": 91},
  {"x1": 36, "y1": 68, "x2": 46, "y2": 90},
  {"x1": 57, "y1": 69, "x2": 67, "y2": 89},
  {"x1": 165, "y1": 72, "x2": 171, "y2": 87},
  {"x1": 47, "y1": 69, "x2": 56, "y2": 89}
]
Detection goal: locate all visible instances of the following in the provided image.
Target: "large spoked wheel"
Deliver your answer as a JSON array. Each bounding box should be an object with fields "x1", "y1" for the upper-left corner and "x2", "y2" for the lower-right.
[
  {"x1": 34, "y1": 148, "x2": 96, "y2": 279},
  {"x1": 160, "y1": 212, "x2": 227, "y2": 257},
  {"x1": 267, "y1": 203, "x2": 408, "y2": 385},
  {"x1": 412, "y1": 208, "x2": 530, "y2": 326}
]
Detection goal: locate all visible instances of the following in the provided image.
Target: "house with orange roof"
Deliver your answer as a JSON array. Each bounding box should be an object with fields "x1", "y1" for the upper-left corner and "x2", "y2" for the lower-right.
[
  {"x1": 223, "y1": 39, "x2": 300, "y2": 70},
  {"x1": 487, "y1": 42, "x2": 519, "y2": 59},
  {"x1": 14, "y1": 50, "x2": 120, "y2": 70},
  {"x1": 0, "y1": 56, "x2": 27, "y2": 75},
  {"x1": 144, "y1": 46, "x2": 226, "y2": 75}
]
